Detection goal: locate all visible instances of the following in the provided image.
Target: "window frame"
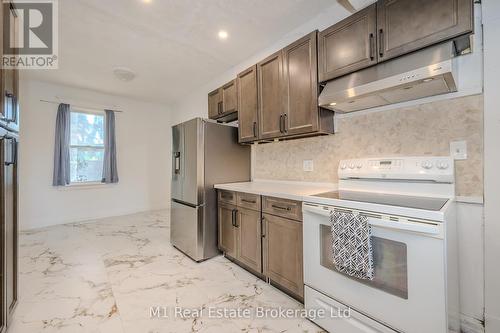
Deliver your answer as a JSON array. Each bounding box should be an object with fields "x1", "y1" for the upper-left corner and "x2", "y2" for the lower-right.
[{"x1": 69, "y1": 108, "x2": 106, "y2": 185}]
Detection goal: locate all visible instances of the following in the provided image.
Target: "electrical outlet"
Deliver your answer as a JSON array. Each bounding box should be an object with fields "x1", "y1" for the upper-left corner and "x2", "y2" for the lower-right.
[
  {"x1": 450, "y1": 140, "x2": 467, "y2": 160},
  {"x1": 303, "y1": 160, "x2": 314, "y2": 172}
]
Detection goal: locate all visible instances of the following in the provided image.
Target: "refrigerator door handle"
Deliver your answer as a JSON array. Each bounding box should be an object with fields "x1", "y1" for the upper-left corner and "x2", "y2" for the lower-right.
[{"x1": 174, "y1": 152, "x2": 181, "y2": 174}]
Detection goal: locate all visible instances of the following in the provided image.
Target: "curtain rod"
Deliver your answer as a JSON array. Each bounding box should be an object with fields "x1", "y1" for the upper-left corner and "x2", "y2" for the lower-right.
[{"x1": 39, "y1": 99, "x2": 124, "y2": 113}]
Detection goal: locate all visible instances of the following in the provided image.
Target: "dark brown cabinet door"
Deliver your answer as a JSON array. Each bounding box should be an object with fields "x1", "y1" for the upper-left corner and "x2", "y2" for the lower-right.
[
  {"x1": 237, "y1": 66, "x2": 259, "y2": 143},
  {"x1": 263, "y1": 214, "x2": 303, "y2": 298},
  {"x1": 221, "y1": 80, "x2": 237, "y2": 115},
  {"x1": 208, "y1": 88, "x2": 222, "y2": 120},
  {"x1": 257, "y1": 51, "x2": 284, "y2": 140},
  {"x1": 319, "y1": 4, "x2": 377, "y2": 82},
  {"x1": 377, "y1": 0, "x2": 473, "y2": 62},
  {"x1": 282, "y1": 31, "x2": 319, "y2": 136},
  {"x1": 236, "y1": 208, "x2": 262, "y2": 273},
  {"x1": 218, "y1": 203, "x2": 238, "y2": 258},
  {"x1": 1, "y1": 3, "x2": 19, "y2": 132},
  {"x1": 1, "y1": 136, "x2": 18, "y2": 326}
]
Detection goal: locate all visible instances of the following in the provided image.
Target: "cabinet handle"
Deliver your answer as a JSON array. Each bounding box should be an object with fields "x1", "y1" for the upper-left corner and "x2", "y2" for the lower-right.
[
  {"x1": 241, "y1": 199, "x2": 256, "y2": 204},
  {"x1": 3, "y1": 91, "x2": 15, "y2": 123},
  {"x1": 3, "y1": 136, "x2": 16, "y2": 166},
  {"x1": 279, "y1": 114, "x2": 283, "y2": 133},
  {"x1": 261, "y1": 218, "x2": 266, "y2": 238},
  {"x1": 272, "y1": 204, "x2": 291, "y2": 212},
  {"x1": 253, "y1": 121, "x2": 257, "y2": 138},
  {"x1": 378, "y1": 29, "x2": 384, "y2": 58},
  {"x1": 218, "y1": 101, "x2": 223, "y2": 114},
  {"x1": 231, "y1": 209, "x2": 239, "y2": 227},
  {"x1": 10, "y1": 94, "x2": 18, "y2": 124},
  {"x1": 369, "y1": 33, "x2": 375, "y2": 61},
  {"x1": 173, "y1": 152, "x2": 181, "y2": 174},
  {"x1": 283, "y1": 114, "x2": 288, "y2": 133}
]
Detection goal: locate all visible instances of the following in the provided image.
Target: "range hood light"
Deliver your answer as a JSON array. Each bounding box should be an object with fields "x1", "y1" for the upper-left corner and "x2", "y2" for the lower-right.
[
  {"x1": 423, "y1": 78, "x2": 434, "y2": 83},
  {"x1": 329, "y1": 102, "x2": 337, "y2": 106}
]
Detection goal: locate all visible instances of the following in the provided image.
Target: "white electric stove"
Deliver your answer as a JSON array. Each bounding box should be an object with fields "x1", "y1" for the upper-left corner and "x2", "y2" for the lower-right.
[{"x1": 303, "y1": 156, "x2": 459, "y2": 333}]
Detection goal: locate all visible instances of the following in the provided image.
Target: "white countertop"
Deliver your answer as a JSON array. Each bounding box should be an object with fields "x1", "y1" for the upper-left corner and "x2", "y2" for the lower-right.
[{"x1": 214, "y1": 179, "x2": 337, "y2": 201}]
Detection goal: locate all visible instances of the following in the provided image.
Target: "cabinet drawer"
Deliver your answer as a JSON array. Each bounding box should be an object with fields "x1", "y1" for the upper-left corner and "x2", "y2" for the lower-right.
[
  {"x1": 218, "y1": 190, "x2": 236, "y2": 205},
  {"x1": 237, "y1": 192, "x2": 261, "y2": 211},
  {"x1": 262, "y1": 196, "x2": 302, "y2": 221}
]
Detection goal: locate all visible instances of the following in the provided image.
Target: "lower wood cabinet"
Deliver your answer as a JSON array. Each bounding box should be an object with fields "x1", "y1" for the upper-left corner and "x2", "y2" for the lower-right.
[
  {"x1": 236, "y1": 208, "x2": 262, "y2": 273},
  {"x1": 218, "y1": 191, "x2": 304, "y2": 300},
  {"x1": 218, "y1": 203, "x2": 238, "y2": 259},
  {"x1": 263, "y1": 213, "x2": 304, "y2": 299},
  {"x1": 0, "y1": 134, "x2": 18, "y2": 332}
]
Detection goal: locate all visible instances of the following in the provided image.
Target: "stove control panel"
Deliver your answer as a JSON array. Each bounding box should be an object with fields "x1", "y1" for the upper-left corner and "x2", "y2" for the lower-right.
[{"x1": 338, "y1": 156, "x2": 454, "y2": 183}]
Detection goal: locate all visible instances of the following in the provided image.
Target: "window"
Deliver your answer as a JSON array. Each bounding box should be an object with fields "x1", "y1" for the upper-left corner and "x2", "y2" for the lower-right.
[{"x1": 69, "y1": 111, "x2": 105, "y2": 183}]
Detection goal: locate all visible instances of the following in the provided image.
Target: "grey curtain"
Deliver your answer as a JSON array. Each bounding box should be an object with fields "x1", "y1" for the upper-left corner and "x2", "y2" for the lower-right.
[
  {"x1": 102, "y1": 110, "x2": 119, "y2": 183},
  {"x1": 52, "y1": 103, "x2": 71, "y2": 186}
]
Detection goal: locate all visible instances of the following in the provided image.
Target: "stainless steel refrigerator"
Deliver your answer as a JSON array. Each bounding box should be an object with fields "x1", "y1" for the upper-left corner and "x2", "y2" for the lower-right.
[{"x1": 171, "y1": 118, "x2": 251, "y2": 261}]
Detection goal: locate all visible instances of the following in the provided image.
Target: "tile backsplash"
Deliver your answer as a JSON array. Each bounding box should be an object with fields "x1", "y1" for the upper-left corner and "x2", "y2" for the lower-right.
[{"x1": 254, "y1": 94, "x2": 484, "y2": 198}]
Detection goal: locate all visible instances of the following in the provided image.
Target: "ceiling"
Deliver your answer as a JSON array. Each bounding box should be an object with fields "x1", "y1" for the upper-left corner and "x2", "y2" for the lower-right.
[{"x1": 24, "y1": 0, "x2": 338, "y2": 104}]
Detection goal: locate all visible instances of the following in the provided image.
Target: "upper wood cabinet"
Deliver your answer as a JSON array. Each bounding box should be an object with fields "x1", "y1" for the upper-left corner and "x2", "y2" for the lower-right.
[
  {"x1": 283, "y1": 31, "x2": 319, "y2": 136},
  {"x1": 239, "y1": 31, "x2": 333, "y2": 143},
  {"x1": 221, "y1": 80, "x2": 237, "y2": 114},
  {"x1": 319, "y1": 4, "x2": 377, "y2": 82},
  {"x1": 257, "y1": 51, "x2": 284, "y2": 140},
  {"x1": 208, "y1": 79, "x2": 238, "y2": 121},
  {"x1": 318, "y1": 0, "x2": 473, "y2": 81},
  {"x1": 208, "y1": 88, "x2": 222, "y2": 119},
  {"x1": 377, "y1": 0, "x2": 473, "y2": 62},
  {"x1": 237, "y1": 66, "x2": 259, "y2": 143},
  {"x1": 1, "y1": 2, "x2": 19, "y2": 133}
]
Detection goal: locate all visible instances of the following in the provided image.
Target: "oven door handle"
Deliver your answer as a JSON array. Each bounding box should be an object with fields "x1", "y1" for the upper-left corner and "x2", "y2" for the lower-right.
[
  {"x1": 304, "y1": 204, "x2": 441, "y2": 236},
  {"x1": 368, "y1": 218, "x2": 441, "y2": 236},
  {"x1": 303, "y1": 203, "x2": 331, "y2": 217}
]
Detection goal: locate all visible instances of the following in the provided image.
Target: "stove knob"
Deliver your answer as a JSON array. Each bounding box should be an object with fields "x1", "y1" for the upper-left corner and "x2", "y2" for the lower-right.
[
  {"x1": 437, "y1": 161, "x2": 449, "y2": 170},
  {"x1": 356, "y1": 163, "x2": 363, "y2": 169},
  {"x1": 349, "y1": 163, "x2": 356, "y2": 169},
  {"x1": 340, "y1": 163, "x2": 347, "y2": 170},
  {"x1": 422, "y1": 161, "x2": 434, "y2": 170}
]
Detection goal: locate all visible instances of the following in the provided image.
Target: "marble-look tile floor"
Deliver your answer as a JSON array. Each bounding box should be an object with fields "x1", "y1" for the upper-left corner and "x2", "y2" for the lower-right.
[{"x1": 12, "y1": 210, "x2": 324, "y2": 333}]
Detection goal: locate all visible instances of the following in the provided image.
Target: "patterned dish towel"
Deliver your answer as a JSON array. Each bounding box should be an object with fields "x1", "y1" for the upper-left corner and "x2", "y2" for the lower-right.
[{"x1": 330, "y1": 209, "x2": 374, "y2": 280}]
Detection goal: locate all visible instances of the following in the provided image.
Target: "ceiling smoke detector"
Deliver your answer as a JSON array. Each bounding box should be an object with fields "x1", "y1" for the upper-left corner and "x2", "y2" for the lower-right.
[{"x1": 113, "y1": 67, "x2": 136, "y2": 82}]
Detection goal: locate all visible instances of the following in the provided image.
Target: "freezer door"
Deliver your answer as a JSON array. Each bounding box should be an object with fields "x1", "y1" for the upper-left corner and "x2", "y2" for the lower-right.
[
  {"x1": 171, "y1": 123, "x2": 184, "y2": 201},
  {"x1": 182, "y1": 118, "x2": 204, "y2": 205},
  {"x1": 170, "y1": 200, "x2": 203, "y2": 261}
]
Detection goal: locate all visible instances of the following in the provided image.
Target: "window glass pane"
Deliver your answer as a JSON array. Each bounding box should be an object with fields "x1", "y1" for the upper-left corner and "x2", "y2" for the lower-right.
[
  {"x1": 70, "y1": 112, "x2": 104, "y2": 146},
  {"x1": 70, "y1": 147, "x2": 104, "y2": 183}
]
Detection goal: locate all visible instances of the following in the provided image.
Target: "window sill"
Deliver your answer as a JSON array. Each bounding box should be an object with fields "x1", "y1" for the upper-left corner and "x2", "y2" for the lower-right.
[{"x1": 58, "y1": 182, "x2": 116, "y2": 190}]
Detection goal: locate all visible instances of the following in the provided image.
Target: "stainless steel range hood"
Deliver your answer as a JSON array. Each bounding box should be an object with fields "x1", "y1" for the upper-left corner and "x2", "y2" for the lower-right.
[{"x1": 319, "y1": 42, "x2": 458, "y2": 113}]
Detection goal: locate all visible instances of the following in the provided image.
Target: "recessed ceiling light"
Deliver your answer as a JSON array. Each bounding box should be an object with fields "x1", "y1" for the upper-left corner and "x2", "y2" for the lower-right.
[
  {"x1": 218, "y1": 30, "x2": 228, "y2": 40},
  {"x1": 142, "y1": 0, "x2": 152, "y2": 4},
  {"x1": 113, "y1": 67, "x2": 136, "y2": 82}
]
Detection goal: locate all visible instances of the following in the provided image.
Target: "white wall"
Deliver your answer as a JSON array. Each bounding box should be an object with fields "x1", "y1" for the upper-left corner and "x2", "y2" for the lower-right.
[
  {"x1": 482, "y1": 1, "x2": 500, "y2": 332},
  {"x1": 19, "y1": 79, "x2": 171, "y2": 230}
]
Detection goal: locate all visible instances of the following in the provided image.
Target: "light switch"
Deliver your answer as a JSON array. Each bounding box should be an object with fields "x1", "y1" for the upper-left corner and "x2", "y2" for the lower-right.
[
  {"x1": 303, "y1": 160, "x2": 314, "y2": 172},
  {"x1": 450, "y1": 140, "x2": 467, "y2": 160}
]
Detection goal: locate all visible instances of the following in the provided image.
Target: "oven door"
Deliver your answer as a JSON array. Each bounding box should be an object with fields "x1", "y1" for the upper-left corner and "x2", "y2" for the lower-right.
[{"x1": 303, "y1": 203, "x2": 448, "y2": 333}]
